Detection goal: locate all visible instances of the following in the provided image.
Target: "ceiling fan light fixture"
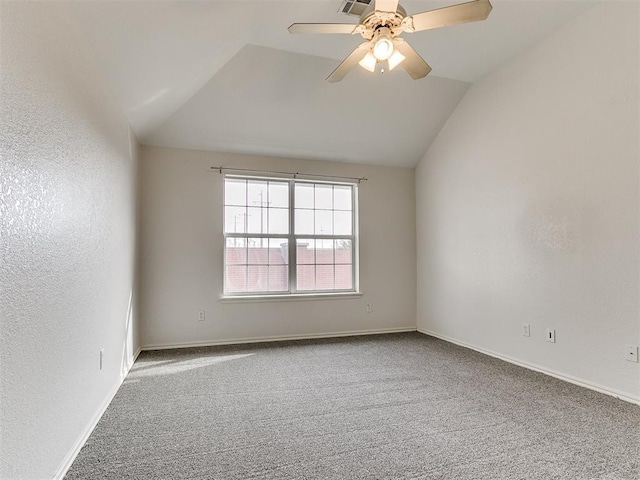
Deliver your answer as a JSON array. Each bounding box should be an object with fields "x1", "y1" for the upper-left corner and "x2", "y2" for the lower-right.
[
  {"x1": 289, "y1": 0, "x2": 493, "y2": 82},
  {"x1": 372, "y1": 37, "x2": 394, "y2": 60},
  {"x1": 387, "y1": 49, "x2": 405, "y2": 70},
  {"x1": 358, "y1": 52, "x2": 377, "y2": 72}
]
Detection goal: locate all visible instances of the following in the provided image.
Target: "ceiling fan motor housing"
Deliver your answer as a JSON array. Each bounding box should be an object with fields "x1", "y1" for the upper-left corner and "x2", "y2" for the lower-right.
[{"x1": 359, "y1": 4, "x2": 407, "y2": 40}]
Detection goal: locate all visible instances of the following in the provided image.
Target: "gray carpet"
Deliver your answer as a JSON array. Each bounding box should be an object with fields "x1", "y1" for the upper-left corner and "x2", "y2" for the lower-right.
[{"x1": 66, "y1": 332, "x2": 640, "y2": 479}]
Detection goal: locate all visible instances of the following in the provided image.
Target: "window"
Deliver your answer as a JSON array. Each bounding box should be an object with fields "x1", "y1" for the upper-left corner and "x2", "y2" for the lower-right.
[{"x1": 223, "y1": 176, "x2": 357, "y2": 296}]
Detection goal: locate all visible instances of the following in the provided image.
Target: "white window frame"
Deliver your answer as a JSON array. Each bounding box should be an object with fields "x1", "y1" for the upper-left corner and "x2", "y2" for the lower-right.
[{"x1": 222, "y1": 174, "x2": 359, "y2": 298}]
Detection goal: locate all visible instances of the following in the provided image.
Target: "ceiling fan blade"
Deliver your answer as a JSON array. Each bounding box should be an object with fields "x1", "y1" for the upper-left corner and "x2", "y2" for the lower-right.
[
  {"x1": 405, "y1": 0, "x2": 492, "y2": 32},
  {"x1": 327, "y1": 43, "x2": 370, "y2": 83},
  {"x1": 288, "y1": 23, "x2": 360, "y2": 34},
  {"x1": 374, "y1": 0, "x2": 399, "y2": 13},
  {"x1": 393, "y1": 39, "x2": 432, "y2": 79}
]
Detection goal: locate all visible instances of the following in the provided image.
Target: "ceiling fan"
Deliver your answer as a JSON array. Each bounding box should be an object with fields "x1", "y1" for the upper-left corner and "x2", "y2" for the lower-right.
[{"x1": 288, "y1": 0, "x2": 492, "y2": 82}]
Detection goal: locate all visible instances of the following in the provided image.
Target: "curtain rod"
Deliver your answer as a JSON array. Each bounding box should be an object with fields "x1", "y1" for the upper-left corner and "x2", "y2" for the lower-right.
[{"x1": 210, "y1": 166, "x2": 367, "y2": 183}]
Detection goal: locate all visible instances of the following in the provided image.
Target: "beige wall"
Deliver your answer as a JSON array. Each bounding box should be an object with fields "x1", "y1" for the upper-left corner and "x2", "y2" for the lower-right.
[
  {"x1": 140, "y1": 146, "x2": 416, "y2": 347},
  {"x1": 0, "y1": 3, "x2": 141, "y2": 479},
  {"x1": 416, "y1": 2, "x2": 640, "y2": 402}
]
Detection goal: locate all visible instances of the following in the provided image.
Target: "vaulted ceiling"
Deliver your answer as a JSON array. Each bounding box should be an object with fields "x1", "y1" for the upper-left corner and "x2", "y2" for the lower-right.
[{"x1": 70, "y1": 0, "x2": 595, "y2": 167}]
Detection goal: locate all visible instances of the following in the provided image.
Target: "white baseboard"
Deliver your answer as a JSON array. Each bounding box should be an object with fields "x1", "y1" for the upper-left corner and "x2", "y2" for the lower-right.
[
  {"x1": 417, "y1": 328, "x2": 640, "y2": 406},
  {"x1": 53, "y1": 347, "x2": 142, "y2": 480},
  {"x1": 141, "y1": 327, "x2": 417, "y2": 351}
]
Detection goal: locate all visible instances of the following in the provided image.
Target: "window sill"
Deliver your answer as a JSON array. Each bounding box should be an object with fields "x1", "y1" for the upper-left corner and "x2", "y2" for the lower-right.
[{"x1": 219, "y1": 292, "x2": 363, "y2": 304}]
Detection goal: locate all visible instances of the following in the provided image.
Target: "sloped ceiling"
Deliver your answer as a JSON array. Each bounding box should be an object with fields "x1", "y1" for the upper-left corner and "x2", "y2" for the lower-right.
[
  {"x1": 145, "y1": 45, "x2": 470, "y2": 166},
  {"x1": 69, "y1": 0, "x2": 596, "y2": 167}
]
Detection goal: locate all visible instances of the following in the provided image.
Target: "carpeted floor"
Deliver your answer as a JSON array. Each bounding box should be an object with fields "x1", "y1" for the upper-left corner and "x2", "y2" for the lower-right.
[{"x1": 66, "y1": 332, "x2": 639, "y2": 479}]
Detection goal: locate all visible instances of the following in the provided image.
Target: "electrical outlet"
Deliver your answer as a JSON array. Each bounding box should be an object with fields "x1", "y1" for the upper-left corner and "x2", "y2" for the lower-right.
[
  {"x1": 366, "y1": 303, "x2": 372, "y2": 313},
  {"x1": 197, "y1": 310, "x2": 206, "y2": 322},
  {"x1": 626, "y1": 345, "x2": 639, "y2": 363},
  {"x1": 99, "y1": 349, "x2": 104, "y2": 370},
  {"x1": 546, "y1": 328, "x2": 556, "y2": 343},
  {"x1": 522, "y1": 324, "x2": 530, "y2": 337}
]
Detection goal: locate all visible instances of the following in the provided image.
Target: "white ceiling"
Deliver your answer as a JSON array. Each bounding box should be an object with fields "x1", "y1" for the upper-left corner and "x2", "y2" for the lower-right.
[
  {"x1": 70, "y1": 0, "x2": 596, "y2": 167},
  {"x1": 145, "y1": 45, "x2": 470, "y2": 166}
]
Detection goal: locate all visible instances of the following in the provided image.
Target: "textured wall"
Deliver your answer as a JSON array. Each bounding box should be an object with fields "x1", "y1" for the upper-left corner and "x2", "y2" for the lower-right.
[
  {"x1": 0, "y1": 3, "x2": 140, "y2": 478},
  {"x1": 416, "y1": 2, "x2": 640, "y2": 401},
  {"x1": 140, "y1": 146, "x2": 416, "y2": 347}
]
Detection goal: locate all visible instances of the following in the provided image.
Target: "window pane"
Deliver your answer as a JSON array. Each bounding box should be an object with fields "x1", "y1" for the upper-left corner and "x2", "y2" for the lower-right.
[
  {"x1": 247, "y1": 265, "x2": 268, "y2": 292},
  {"x1": 295, "y1": 183, "x2": 314, "y2": 209},
  {"x1": 225, "y1": 179, "x2": 246, "y2": 206},
  {"x1": 247, "y1": 238, "x2": 268, "y2": 265},
  {"x1": 335, "y1": 239, "x2": 352, "y2": 264},
  {"x1": 316, "y1": 264, "x2": 334, "y2": 290},
  {"x1": 315, "y1": 239, "x2": 334, "y2": 264},
  {"x1": 295, "y1": 209, "x2": 314, "y2": 234},
  {"x1": 247, "y1": 207, "x2": 266, "y2": 234},
  {"x1": 268, "y1": 208, "x2": 289, "y2": 234},
  {"x1": 315, "y1": 210, "x2": 333, "y2": 235},
  {"x1": 225, "y1": 206, "x2": 246, "y2": 233},
  {"x1": 226, "y1": 265, "x2": 247, "y2": 293},
  {"x1": 335, "y1": 264, "x2": 353, "y2": 290},
  {"x1": 334, "y1": 186, "x2": 352, "y2": 211},
  {"x1": 296, "y1": 239, "x2": 315, "y2": 264},
  {"x1": 248, "y1": 181, "x2": 268, "y2": 207},
  {"x1": 297, "y1": 265, "x2": 315, "y2": 291},
  {"x1": 225, "y1": 238, "x2": 246, "y2": 265},
  {"x1": 225, "y1": 179, "x2": 356, "y2": 295},
  {"x1": 269, "y1": 239, "x2": 288, "y2": 265},
  {"x1": 315, "y1": 185, "x2": 333, "y2": 210},
  {"x1": 268, "y1": 266, "x2": 288, "y2": 292},
  {"x1": 334, "y1": 211, "x2": 352, "y2": 235},
  {"x1": 269, "y1": 182, "x2": 288, "y2": 208}
]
